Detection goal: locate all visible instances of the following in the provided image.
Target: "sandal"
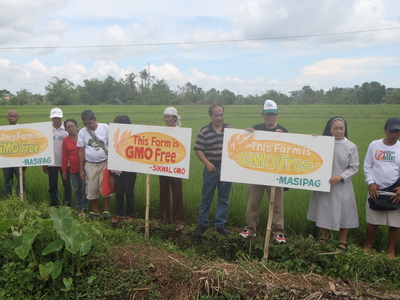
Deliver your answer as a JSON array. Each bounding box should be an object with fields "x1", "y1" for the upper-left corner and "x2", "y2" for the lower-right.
[
  {"x1": 176, "y1": 224, "x2": 185, "y2": 232},
  {"x1": 337, "y1": 242, "x2": 347, "y2": 251},
  {"x1": 125, "y1": 217, "x2": 134, "y2": 222},
  {"x1": 112, "y1": 216, "x2": 124, "y2": 224},
  {"x1": 86, "y1": 212, "x2": 101, "y2": 220},
  {"x1": 318, "y1": 238, "x2": 326, "y2": 244},
  {"x1": 102, "y1": 211, "x2": 111, "y2": 219}
]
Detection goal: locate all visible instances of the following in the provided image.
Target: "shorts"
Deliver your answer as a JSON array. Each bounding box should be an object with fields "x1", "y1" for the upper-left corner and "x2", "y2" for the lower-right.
[
  {"x1": 84, "y1": 161, "x2": 107, "y2": 200},
  {"x1": 366, "y1": 196, "x2": 400, "y2": 227}
]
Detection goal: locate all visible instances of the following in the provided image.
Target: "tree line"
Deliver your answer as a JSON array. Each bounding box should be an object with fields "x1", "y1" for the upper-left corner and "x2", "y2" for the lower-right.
[{"x1": 1, "y1": 71, "x2": 400, "y2": 106}]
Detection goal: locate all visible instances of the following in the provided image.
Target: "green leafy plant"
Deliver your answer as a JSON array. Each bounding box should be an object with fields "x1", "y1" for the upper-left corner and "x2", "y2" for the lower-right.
[{"x1": 0, "y1": 204, "x2": 96, "y2": 297}]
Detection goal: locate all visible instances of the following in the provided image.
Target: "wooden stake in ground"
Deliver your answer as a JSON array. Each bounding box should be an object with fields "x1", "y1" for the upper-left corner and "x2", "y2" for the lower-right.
[
  {"x1": 145, "y1": 122, "x2": 153, "y2": 239},
  {"x1": 145, "y1": 174, "x2": 150, "y2": 239},
  {"x1": 263, "y1": 186, "x2": 276, "y2": 263},
  {"x1": 19, "y1": 167, "x2": 24, "y2": 201}
]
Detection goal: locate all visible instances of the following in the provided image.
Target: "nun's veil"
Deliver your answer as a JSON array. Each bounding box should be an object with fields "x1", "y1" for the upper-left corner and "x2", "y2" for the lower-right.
[{"x1": 322, "y1": 116, "x2": 348, "y2": 138}]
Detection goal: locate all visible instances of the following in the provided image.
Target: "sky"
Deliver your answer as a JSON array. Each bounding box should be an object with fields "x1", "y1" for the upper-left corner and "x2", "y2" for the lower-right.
[{"x1": 1, "y1": 0, "x2": 400, "y2": 97}]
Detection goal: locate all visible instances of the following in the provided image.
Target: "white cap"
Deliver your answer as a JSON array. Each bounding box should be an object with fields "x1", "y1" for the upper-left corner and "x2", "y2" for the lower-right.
[
  {"x1": 163, "y1": 107, "x2": 181, "y2": 126},
  {"x1": 263, "y1": 100, "x2": 278, "y2": 114},
  {"x1": 50, "y1": 108, "x2": 63, "y2": 118}
]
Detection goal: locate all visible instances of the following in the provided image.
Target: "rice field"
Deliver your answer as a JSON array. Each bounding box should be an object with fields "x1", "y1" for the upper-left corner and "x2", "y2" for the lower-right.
[{"x1": 0, "y1": 104, "x2": 398, "y2": 250}]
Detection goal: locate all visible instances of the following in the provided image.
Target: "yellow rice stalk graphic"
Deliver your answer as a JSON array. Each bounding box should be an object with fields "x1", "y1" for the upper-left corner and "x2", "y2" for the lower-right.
[
  {"x1": 228, "y1": 133, "x2": 255, "y2": 161},
  {"x1": 114, "y1": 128, "x2": 133, "y2": 157}
]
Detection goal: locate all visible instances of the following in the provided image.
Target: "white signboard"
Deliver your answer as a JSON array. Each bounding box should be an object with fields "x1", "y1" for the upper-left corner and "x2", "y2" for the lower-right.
[
  {"x1": 108, "y1": 124, "x2": 192, "y2": 179},
  {"x1": 220, "y1": 129, "x2": 334, "y2": 192},
  {"x1": 0, "y1": 122, "x2": 54, "y2": 167}
]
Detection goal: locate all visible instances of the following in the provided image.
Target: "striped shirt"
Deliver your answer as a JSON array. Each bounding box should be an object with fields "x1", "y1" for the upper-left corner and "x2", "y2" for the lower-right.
[{"x1": 194, "y1": 123, "x2": 232, "y2": 164}]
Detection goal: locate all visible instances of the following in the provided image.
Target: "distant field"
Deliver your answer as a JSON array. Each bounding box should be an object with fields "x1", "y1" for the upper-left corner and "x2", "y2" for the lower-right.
[{"x1": 1, "y1": 105, "x2": 398, "y2": 249}]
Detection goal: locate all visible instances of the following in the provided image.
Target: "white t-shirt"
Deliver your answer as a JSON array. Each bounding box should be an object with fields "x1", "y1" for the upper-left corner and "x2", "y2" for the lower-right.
[
  {"x1": 77, "y1": 123, "x2": 109, "y2": 163},
  {"x1": 364, "y1": 139, "x2": 400, "y2": 189},
  {"x1": 53, "y1": 125, "x2": 68, "y2": 167}
]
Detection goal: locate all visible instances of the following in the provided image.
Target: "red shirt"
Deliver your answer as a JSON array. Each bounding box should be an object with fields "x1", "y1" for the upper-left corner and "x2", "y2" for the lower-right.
[{"x1": 62, "y1": 136, "x2": 80, "y2": 174}]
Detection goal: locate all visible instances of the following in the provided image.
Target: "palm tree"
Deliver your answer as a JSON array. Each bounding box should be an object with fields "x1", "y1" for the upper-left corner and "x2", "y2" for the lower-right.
[
  {"x1": 124, "y1": 73, "x2": 137, "y2": 93},
  {"x1": 139, "y1": 66, "x2": 154, "y2": 88}
]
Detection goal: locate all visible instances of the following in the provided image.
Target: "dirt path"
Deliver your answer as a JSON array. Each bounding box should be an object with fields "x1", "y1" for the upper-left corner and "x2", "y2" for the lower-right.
[{"x1": 112, "y1": 243, "x2": 400, "y2": 299}]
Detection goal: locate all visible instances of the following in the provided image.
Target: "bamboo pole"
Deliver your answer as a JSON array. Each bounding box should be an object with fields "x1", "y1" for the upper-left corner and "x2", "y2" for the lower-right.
[
  {"x1": 145, "y1": 122, "x2": 153, "y2": 239},
  {"x1": 145, "y1": 174, "x2": 150, "y2": 239},
  {"x1": 263, "y1": 186, "x2": 276, "y2": 263},
  {"x1": 19, "y1": 167, "x2": 24, "y2": 201}
]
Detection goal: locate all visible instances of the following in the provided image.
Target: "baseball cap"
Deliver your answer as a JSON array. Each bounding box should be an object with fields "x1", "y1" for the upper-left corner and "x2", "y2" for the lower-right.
[
  {"x1": 50, "y1": 108, "x2": 63, "y2": 118},
  {"x1": 385, "y1": 118, "x2": 400, "y2": 131},
  {"x1": 263, "y1": 100, "x2": 278, "y2": 114}
]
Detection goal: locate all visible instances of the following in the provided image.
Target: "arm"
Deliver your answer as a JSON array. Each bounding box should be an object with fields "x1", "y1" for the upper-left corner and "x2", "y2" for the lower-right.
[
  {"x1": 195, "y1": 150, "x2": 216, "y2": 172},
  {"x1": 364, "y1": 143, "x2": 379, "y2": 198},
  {"x1": 61, "y1": 139, "x2": 68, "y2": 180},
  {"x1": 79, "y1": 147, "x2": 86, "y2": 181},
  {"x1": 339, "y1": 144, "x2": 360, "y2": 183}
]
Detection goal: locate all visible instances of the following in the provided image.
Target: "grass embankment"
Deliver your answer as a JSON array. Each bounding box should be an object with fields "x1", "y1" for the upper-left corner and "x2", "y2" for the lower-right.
[{"x1": 1, "y1": 199, "x2": 400, "y2": 299}]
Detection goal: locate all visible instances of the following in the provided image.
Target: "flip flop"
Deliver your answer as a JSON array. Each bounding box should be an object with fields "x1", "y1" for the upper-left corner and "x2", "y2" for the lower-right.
[
  {"x1": 337, "y1": 242, "x2": 347, "y2": 251},
  {"x1": 112, "y1": 216, "x2": 124, "y2": 223}
]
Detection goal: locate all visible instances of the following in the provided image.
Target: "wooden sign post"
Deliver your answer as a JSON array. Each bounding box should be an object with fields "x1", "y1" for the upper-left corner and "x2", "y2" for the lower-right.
[{"x1": 263, "y1": 186, "x2": 276, "y2": 263}]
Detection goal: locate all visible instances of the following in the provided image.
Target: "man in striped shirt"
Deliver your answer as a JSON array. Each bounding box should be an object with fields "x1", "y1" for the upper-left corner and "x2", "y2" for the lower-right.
[{"x1": 193, "y1": 104, "x2": 232, "y2": 236}]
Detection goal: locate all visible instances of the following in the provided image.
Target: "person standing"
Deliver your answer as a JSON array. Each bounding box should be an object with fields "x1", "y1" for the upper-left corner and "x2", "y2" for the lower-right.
[
  {"x1": 43, "y1": 108, "x2": 72, "y2": 206},
  {"x1": 307, "y1": 117, "x2": 359, "y2": 250},
  {"x1": 62, "y1": 119, "x2": 88, "y2": 213},
  {"x1": 3, "y1": 110, "x2": 26, "y2": 198},
  {"x1": 364, "y1": 117, "x2": 400, "y2": 258},
  {"x1": 77, "y1": 110, "x2": 111, "y2": 219},
  {"x1": 239, "y1": 100, "x2": 287, "y2": 243},
  {"x1": 194, "y1": 104, "x2": 232, "y2": 236},
  {"x1": 110, "y1": 115, "x2": 137, "y2": 223},
  {"x1": 156, "y1": 107, "x2": 185, "y2": 231}
]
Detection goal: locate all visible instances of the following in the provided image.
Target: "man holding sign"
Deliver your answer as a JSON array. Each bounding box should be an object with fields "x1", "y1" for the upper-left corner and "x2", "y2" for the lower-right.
[
  {"x1": 239, "y1": 100, "x2": 288, "y2": 243},
  {"x1": 194, "y1": 104, "x2": 232, "y2": 237},
  {"x1": 2, "y1": 110, "x2": 26, "y2": 198}
]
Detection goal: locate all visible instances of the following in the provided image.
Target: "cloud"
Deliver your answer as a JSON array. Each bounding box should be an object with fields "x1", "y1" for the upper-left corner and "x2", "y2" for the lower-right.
[
  {"x1": 1, "y1": 1, "x2": 400, "y2": 97},
  {"x1": 233, "y1": 0, "x2": 400, "y2": 50},
  {"x1": 302, "y1": 57, "x2": 400, "y2": 77},
  {"x1": 0, "y1": 0, "x2": 69, "y2": 45}
]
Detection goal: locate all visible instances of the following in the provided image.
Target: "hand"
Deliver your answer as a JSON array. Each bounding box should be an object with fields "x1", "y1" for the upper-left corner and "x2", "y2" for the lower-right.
[
  {"x1": 206, "y1": 162, "x2": 216, "y2": 172},
  {"x1": 245, "y1": 128, "x2": 255, "y2": 133},
  {"x1": 80, "y1": 170, "x2": 86, "y2": 182},
  {"x1": 391, "y1": 187, "x2": 400, "y2": 203},
  {"x1": 62, "y1": 171, "x2": 67, "y2": 181},
  {"x1": 42, "y1": 166, "x2": 48, "y2": 174},
  {"x1": 276, "y1": 129, "x2": 283, "y2": 133},
  {"x1": 329, "y1": 175, "x2": 343, "y2": 185},
  {"x1": 368, "y1": 183, "x2": 379, "y2": 199}
]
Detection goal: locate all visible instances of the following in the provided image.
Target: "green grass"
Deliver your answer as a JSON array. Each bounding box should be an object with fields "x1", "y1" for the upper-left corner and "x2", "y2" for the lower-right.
[{"x1": 1, "y1": 104, "x2": 399, "y2": 251}]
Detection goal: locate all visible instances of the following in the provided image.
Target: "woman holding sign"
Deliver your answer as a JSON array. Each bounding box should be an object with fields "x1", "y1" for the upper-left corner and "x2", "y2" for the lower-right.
[
  {"x1": 156, "y1": 107, "x2": 185, "y2": 231},
  {"x1": 307, "y1": 117, "x2": 359, "y2": 250},
  {"x1": 111, "y1": 115, "x2": 137, "y2": 223}
]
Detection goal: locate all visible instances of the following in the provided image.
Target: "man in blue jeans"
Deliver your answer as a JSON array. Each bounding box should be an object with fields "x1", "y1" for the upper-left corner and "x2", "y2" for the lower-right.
[
  {"x1": 43, "y1": 108, "x2": 72, "y2": 206},
  {"x1": 193, "y1": 104, "x2": 232, "y2": 236}
]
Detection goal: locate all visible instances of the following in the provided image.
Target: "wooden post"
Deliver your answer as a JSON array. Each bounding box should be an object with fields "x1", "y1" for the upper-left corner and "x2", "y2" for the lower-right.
[
  {"x1": 263, "y1": 186, "x2": 276, "y2": 263},
  {"x1": 145, "y1": 122, "x2": 153, "y2": 239},
  {"x1": 145, "y1": 174, "x2": 150, "y2": 239},
  {"x1": 19, "y1": 167, "x2": 24, "y2": 201}
]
